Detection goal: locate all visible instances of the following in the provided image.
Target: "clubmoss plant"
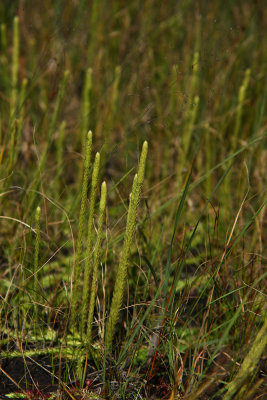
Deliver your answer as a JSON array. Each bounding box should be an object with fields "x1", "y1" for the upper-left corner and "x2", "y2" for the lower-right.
[
  {"x1": 87, "y1": 181, "x2": 107, "y2": 343},
  {"x1": 232, "y1": 68, "x2": 251, "y2": 151},
  {"x1": 81, "y1": 68, "x2": 92, "y2": 151},
  {"x1": 205, "y1": 122, "x2": 212, "y2": 198},
  {"x1": 33, "y1": 206, "x2": 41, "y2": 316},
  {"x1": 176, "y1": 51, "x2": 200, "y2": 184},
  {"x1": 0, "y1": 23, "x2": 7, "y2": 52},
  {"x1": 8, "y1": 16, "x2": 20, "y2": 171},
  {"x1": 96, "y1": 65, "x2": 121, "y2": 155},
  {"x1": 170, "y1": 64, "x2": 178, "y2": 117},
  {"x1": 223, "y1": 308, "x2": 267, "y2": 400},
  {"x1": 224, "y1": 69, "x2": 251, "y2": 205},
  {"x1": 189, "y1": 51, "x2": 199, "y2": 102},
  {"x1": 56, "y1": 120, "x2": 66, "y2": 195},
  {"x1": 111, "y1": 66, "x2": 121, "y2": 116},
  {"x1": 11, "y1": 78, "x2": 28, "y2": 168},
  {"x1": 105, "y1": 141, "x2": 148, "y2": 351},
  {"x1": 10, "y1": 16, "x2": 19, "y2": 118},
  {"x1": 0, "y1": 3, "x2": 266, "y2": 397},
  {"x1": 86, "y1": 0, "x2": 100, "y2": 66},
  {"x1": 71, "y1": 131, "x2": 92, "y2": 329},
  {"x1": 81, "y1": 152, "x2": 101, "y2": 334},
  {"x1": 182, "y1": 94, "x2": 199, "y2": 159}
]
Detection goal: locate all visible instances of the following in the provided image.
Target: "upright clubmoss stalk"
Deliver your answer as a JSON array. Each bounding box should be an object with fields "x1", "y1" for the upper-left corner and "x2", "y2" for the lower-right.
[
  {"x1": 86, "y1": 0, "x2": 100, "y2": 66},
  {"x1": 34, "y1": 206, "x2": 41, "y2": 315},
  {"x1": 87, "y1": 181, "x2": 107, "y2": 343},
  {"x1": 49, "y1": 70, "x2": 70, "y2": 141},
  {"x1": 97, "y1": 65, "x2": 121, "y2": 159},
  {"x1": 81, "y1": 68, "x2": 92, "y2": 151},
  {"x1": 182, "y1": 94, "x2": 199, "y2": 159},
  {"x1": 8, "y1": 17, "x2": 20, "y2": 171},
  {"x1": 189, "y1": 51, "x2": 199, "y2": 102},
  {"x1": 111, "y1": 66, "x2": 121, "y2": 116},
  {"x1": 170, "y1": 64, "x2": 178, "y2": 117},
  {"x1": 225, "y1": 69, "x2": 251, "y2": 202},
  {"x1": 177, "y1": 52, "x2": 200, "y2": 184},
  {"x1": 81, "y1": 152, "x2": 100, "y2": 334},
  {"x1": 232, "y1": 69, "x2": 251, "y2": 151},
  {"x1": 11, "y1": 78, "x2": 28, "y2": 168},
  {"x1": 56, "y1": 120, "x2": 66, "y2": 195},
  {"x1": 223, "y1": 309, "x2": 267, "y2": 400},
  {"x1": 105, "y1": 141, "x2": 148, "y2": 350},
  {"x1": 10, "y1": 16, "x2": 19, "y2": 118},
  {"x1": 71, "y1": 131, "x2": 92, "y2": 329},
  {"x1": 0, "y1": 23, "x2": 7, "y2": 52},
  {"x1": 205, "y1": 123, "x2": 212, "y2": 198}
]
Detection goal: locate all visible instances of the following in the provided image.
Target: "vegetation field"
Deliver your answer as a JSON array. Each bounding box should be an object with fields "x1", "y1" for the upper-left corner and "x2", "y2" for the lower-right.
[{"x1": 0, "y1": 1, "x2": 266, "y2": 399}]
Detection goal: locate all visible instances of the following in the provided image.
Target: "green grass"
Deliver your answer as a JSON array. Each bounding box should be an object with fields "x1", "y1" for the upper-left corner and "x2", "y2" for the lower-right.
[{"x1": 0, "y1": 1, "x2": 266, "y2": 399}]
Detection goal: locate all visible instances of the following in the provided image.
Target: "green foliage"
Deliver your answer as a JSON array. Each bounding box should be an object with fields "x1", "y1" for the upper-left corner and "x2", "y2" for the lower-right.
[{"x1": 0, "y1": 2, "x2": 266, "y2": 398}]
